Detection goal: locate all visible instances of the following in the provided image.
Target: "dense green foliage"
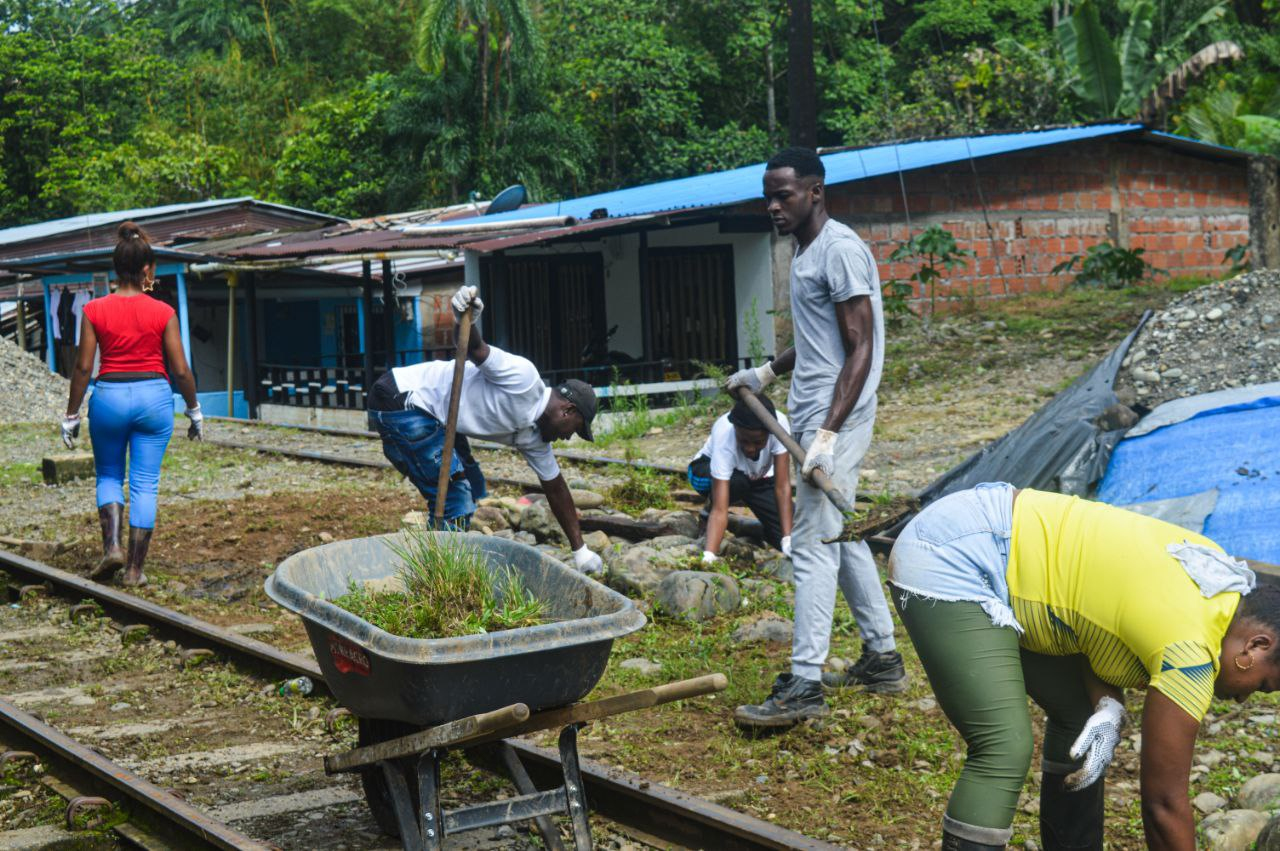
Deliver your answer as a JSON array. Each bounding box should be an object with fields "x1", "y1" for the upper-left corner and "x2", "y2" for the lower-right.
[{"x1": 1, "y1": 0, "x2": 1278, "y2": 224}]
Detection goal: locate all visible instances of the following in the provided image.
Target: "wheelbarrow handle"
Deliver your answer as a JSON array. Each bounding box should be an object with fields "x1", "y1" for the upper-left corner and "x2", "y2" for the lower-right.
[
  {"x1": 730, "y1": 387, "x2": 857, "y2": 516},
  {"x1": 435, "y1": 306, "x2": 474, "y2": 523}
]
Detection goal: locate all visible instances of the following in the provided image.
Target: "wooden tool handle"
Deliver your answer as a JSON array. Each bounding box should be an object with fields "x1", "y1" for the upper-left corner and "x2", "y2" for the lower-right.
[
  {"x1": 435, "y1": 306, "x2": 473, "y2": 523},
  {"x1": 732, "y1": 388, "x2": 857, "y2": 515},
  {"x1": 646, "y1": 673, "x2": 728, "y2": 705}
]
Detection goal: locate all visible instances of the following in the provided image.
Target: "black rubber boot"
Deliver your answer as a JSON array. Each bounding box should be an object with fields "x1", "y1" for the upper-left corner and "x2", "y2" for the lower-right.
[
  {"x1": 942, "y1": 830, "x2": 1005, "y2": 850},
  {"x1": 122, "y1": 527, "x2": 152, "y2": 588},
  {"x1": 733, "y1": 673, "x2": 829, "y2": 729},
  {"x1": 90, "y1": 503, "x2": 126, "y2": 581},
  {"x1": 1039, "y1": 771, "x2": 1104, "y2": 850},
  {"x1": 822, "y1": 649, "x2": 909, "y2": 694}
]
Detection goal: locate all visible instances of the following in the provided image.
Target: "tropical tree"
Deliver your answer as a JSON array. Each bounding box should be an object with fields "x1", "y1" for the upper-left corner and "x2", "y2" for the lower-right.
[
  {"x1": 1175, "y1": 81, "x2": 1280, "y2": 155},
  {"x1": 1055, "y1": 0, "x2": 1241, "y2": 121}
]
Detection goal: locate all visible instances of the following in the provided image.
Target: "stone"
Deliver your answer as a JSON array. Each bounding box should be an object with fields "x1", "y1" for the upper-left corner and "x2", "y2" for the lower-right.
[
  {"x1": 401, "y1": 510, "x2": 427, "y2": 529},
  {"x1": 1239, "y1": 774, "x2": 1280, "y2": 812},
  {"x1": 1195, "y1": 792, "x2": 1230, "y2": 815},
  {"x1": 41, "y1": 452, "x2": 95, "y2": 485},
  {"x1": 618, "y1": 657, "x2": 662, "y2": 677},
  {"x1": 1199, "y1": 749, "x2": 1228, "y2": 769},
  {"x1": 470, "y1": 505, "x2": 509, "y2": 533},
  {"x1": 1201, "y1": 809, "x2": 1269, "y2": 850},
  {"x1": 758, "y1": 557, "x2": 794, "y2": 582},
  {"x1": 1207, "y1": 307, "x2": 1225, "y2": 321},
  {"x1": 581, "y1": 530, "x2": 610, "y2": 553},
  {"x1": 660, "y1": 511, "x2": 701, "y2": 539},
  {"x1": 650, "y1": 535, "x2": 697, "y2": 550},
  {"x1": 570, "y1": 489, "x2": 606, "y2": 510},
  {"x1": 518, "y1": 503, "x2": 566, "y2": 546},
  {"x1": 655, "y1": 571, "x2": 740, "y2": 622},
  {"x1": 720, "y1": 535, "x2": 757, "y2": 562},
  {"x1": 730, "y1": 612, "x2": 793, "y2": 645},
  {"x1": 1256, "y1": 812, "x2": 1280, "y2": 850},
  {"x1": 512, "y1": 530, "x2": 537, "y2": 545},
  {"x1": 1162, "y1": 368, "x2": 1183, "y2": 380},
  {"x1": 1132, "y1": 368, "x2": 1161, "y2": 384},
  {"x1": 317, "y1": 531, "x2": 334, "y2": 543},
  {"x1": 604, "y1": 546, "x2": 669, "y2": 596},
  {"x1": 1094, "y1": 403, "x2": 1139, "y2": 431}
]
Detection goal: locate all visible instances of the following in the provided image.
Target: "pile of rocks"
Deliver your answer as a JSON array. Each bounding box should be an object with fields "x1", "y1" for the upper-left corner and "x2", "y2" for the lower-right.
[
  {"x1": 1198, "y1": 772, "x2": 1280, "y2": 850},
  {"x1": 1115, "y1": 270, "x2": 1280, "y2": 409},
  {"x1": 0, "y1": 337, "x2": 67, "y2": 425},
  {"x1": 406, "y1": 494, "x2": 793, "y2": 628}
]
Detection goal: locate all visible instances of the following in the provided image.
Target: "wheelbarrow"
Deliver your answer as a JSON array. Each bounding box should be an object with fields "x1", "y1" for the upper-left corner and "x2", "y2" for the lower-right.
[{"x1": 266, "y1": 532, "x2": 725, "y2": 850}]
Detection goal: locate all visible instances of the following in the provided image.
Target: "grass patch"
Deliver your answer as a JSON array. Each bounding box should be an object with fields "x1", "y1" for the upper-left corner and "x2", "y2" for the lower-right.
[
  {"x1": 332, "y1": 530, "x2": 544, "y2": 639},
  {"x1": 0, "y1": 462, "x2": 41, "y2": 487},
  {"x1": 605, "y1": 462, "x2": 678, "y2": 514}
]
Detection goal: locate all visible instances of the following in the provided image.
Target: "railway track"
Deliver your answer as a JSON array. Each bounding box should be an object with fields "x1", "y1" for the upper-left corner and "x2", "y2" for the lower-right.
[{"x1": 0, "y1": 547, "x2": 842, "y2": 851}]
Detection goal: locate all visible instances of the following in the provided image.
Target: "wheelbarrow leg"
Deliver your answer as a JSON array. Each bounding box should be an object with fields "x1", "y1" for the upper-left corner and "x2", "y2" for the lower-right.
[
  {"x1": 558, "y1": 724, "x2": 593, "y2": 850},
  {"x1": 416, "y1": 749, "x2": 444, "y2": 851},
  {"x1": 498, "y1": 741, "x2": 566, "y2": 851},
  {"x1": 379, "y1": 759, "x2": 424, "y2": 851}
]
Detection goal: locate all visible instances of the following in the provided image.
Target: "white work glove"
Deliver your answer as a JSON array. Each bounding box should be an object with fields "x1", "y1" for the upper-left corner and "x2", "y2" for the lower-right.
[
  {"x1": 701, "y1": 550, "x2": 718, "y2": 564},
  {"x1": 781, "y1": 535, "x2": 792, "y2": 557},
  {"x1": 185, "y1": 404, "x2": 204, "y2": 441},
  {"x1": 724, "y1": 361, "x2": 775, "y2": 395},
  {"x1": 801, "y1": 429, "x2": 838, "y2": 481},
  {"x1": 1065, "y1": 695, "x2": 1125, "y2": 791},
  {"x1": 572, "y1": 545, "x2": 603, "y2": 575},
  {"x1": 60, "y1": 414, "x2": 81, "y2": 450},
  {"x1": 451, "y1": 285, "x2": 484, "y2": 319}
]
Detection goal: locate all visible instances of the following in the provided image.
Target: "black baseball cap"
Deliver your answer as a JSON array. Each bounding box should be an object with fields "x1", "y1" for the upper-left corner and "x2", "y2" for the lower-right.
[{"x1": 555, "y1": 379, "x2": 598, "y2": 441}]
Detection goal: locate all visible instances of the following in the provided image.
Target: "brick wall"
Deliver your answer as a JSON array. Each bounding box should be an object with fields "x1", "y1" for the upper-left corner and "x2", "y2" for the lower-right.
[{"x1": 796, "y1": 140, "x2": 1250, "y2": 304}]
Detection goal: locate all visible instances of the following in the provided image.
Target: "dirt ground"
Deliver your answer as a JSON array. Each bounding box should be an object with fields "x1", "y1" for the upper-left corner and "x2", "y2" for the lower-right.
[{"x1": 5, "y1": 279, "x2": 1276, "y2": 849}]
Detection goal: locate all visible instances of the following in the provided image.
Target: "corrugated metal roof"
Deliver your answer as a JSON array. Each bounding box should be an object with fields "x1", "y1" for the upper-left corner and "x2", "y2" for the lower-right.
[
  {"x1": 427, "y1": 123, "x2": 1160, "y2": 227},
  {"x1": 0, "y1": 198, "x2": 342, "y2": 249}
]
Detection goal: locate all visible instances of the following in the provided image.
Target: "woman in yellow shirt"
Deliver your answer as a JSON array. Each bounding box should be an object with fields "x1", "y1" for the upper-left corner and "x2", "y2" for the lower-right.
[{"x1": 888, "y1": 483, "x2": 1280, "y2": 850}]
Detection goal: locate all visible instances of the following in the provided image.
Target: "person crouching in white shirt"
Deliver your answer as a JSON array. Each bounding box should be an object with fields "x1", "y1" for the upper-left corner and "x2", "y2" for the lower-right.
[
  {"x1": 687, "y1": 393, "x2": 793, "y2": 563},
  {"x1": 365, "y1": 285, "x2": 605, "y2": 574}
]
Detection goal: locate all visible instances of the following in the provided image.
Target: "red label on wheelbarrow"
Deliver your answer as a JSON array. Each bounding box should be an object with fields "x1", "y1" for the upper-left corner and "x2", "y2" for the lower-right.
[{"x1": 328, "y1": 634, "x2": 371, "y2": 676}]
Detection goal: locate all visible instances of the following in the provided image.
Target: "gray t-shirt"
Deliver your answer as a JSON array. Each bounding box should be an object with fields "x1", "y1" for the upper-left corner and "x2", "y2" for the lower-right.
[{"x1": 786, "y1": 219, "x2": 884, "y2": 434}]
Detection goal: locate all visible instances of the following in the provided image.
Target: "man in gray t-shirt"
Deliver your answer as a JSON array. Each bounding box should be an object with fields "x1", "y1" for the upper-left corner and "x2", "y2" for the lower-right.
[{"x1": 727, "y1": 147, "x2": 905, "y2": 729}]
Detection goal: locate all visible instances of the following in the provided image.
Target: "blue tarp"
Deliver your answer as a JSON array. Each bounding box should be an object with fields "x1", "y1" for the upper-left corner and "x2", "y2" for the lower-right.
[{"x1": 1097, "y1": 397, "x2": 1280, "y2": 563}]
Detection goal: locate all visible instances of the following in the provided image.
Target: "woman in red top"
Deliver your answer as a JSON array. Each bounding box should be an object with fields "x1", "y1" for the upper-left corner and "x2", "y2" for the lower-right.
[{"x1": 61, "y1": 222, "x2": 203, "y2": 587}]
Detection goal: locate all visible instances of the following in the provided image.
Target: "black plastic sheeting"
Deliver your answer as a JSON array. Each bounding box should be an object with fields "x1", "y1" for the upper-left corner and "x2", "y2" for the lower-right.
[{"x1": 883, "y1": 312, "x2": 1151, "y2": 539}]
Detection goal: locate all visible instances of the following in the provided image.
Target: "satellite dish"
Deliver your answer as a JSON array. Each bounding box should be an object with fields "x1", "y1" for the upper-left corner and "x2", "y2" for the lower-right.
[{"x1": 484, "y1": 184, "x2": 527, "y2": 215}]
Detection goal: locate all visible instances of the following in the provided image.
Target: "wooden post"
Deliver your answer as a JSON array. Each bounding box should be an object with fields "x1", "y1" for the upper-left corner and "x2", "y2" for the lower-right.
[
  {"x1": 381, "y1": 259, "x2": 396, "y2": 370},
  {"x1": 243, "y1": 271, "x2": 261, "y2": 419},
  {"x1": 15, "y1": 284, "x2": 25, "y2": 351},
  {"x1": 361, "y1": 261, "x2": 374, "y2": 392},
  {"x1": 787, "y1": 0, "x2": 817, "y2": 148}
]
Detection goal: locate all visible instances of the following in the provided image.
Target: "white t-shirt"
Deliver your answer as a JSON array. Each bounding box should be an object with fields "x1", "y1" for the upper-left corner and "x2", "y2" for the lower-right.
[
  {"x1": 391, "y1": 346, "x2": 561, "y2": 481},
  {"x1": 787, "y1": 219, "x2": 884, "y2": 434},
  {"x1": 693, "y1": 412, "x2": 790, "y2": 481}
]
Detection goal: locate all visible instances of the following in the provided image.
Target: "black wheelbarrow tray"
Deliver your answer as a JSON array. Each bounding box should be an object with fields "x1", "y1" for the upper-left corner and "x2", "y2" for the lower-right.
[{"x1": 263, "y1": 531, "x2": 647, "y2": 726}]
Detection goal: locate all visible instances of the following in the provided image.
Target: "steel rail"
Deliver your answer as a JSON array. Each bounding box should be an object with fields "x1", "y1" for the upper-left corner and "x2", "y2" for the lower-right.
[
  {"x1": 0, "y1": 549, "x2": 839, "y2": 851},
  {"x1": 0, "y1": 696, "x2": 273, "y2": 850},
  {"x1": 207, "y1": 415, "x2": 686, "y2": 474}
]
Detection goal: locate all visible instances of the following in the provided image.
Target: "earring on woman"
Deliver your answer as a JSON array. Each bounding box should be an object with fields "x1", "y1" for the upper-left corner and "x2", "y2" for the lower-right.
[
  {"x1": 1235, "y1": 653, "x2": 1254, "y2": 671},
  {"x1": 142, "y1": 276, "x2": 156, "y2": 293}
]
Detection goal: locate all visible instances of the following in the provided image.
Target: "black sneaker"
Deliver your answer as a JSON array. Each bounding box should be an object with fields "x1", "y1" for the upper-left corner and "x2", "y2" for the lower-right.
[
  {"x1": 821, "y1": 649, "x2": 909, "y2": 694},
  {"x1": 733, "y1": 673, "x2": 830, "y2": 729}
]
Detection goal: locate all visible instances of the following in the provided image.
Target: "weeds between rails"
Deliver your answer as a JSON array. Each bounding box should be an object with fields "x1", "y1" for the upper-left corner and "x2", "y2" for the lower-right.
[{"x1": 332, "y1": 530, "x2": 545, "y2": 639}]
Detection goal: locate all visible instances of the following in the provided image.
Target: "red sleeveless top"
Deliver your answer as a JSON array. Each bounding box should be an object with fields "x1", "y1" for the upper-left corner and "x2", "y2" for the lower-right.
[{"x1": 82, "y1": 293, "x2": 175, "y2": 378}]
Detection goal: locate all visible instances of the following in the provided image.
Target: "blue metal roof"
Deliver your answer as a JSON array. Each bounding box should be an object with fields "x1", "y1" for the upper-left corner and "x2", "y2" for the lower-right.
[
  {"x1": 437, "y1": 124, "x2": 1153, "y2": 227},
  {"x1": 0, "y1": 197, "x2": 342, "y2": 249}
]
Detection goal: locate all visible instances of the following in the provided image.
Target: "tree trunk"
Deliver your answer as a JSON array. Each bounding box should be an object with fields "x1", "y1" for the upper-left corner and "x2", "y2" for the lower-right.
[
  {"x1": 765, "y1": 40, "x2": 777, "y2": 138},
  {"x1": 479, "y1": 20, "x2": 490, "y2": 142},
  {"x1": 787, "y1": 0, "x2": 817, "y2": 148}
]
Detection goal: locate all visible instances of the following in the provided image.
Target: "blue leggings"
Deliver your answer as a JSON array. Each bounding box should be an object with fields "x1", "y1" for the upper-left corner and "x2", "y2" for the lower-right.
[{"x1": 88, "y1": 379, "x2": 174, "y2": 529}]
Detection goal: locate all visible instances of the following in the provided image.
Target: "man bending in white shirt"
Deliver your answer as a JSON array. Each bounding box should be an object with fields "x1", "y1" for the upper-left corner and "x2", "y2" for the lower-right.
[{"x1": 366, "y1": 285, "x2": 605, "y2": 575}]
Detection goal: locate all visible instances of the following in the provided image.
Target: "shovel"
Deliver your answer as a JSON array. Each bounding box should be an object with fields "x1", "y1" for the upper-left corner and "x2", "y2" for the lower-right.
[
  {"x1": 730, "y1": 387, "x2": 862, "y2": 541},
  {"x1": 434, "y1": 305, "x2": 474, "y2": 527}
]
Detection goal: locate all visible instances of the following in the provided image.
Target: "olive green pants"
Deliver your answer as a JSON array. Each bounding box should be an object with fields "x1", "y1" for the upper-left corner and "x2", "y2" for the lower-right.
[{"x1": 894, "y1": 589, "x2": 1097, "y2": 845}]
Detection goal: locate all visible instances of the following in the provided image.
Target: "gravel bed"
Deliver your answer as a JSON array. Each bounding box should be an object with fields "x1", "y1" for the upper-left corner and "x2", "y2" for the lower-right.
[
  {"x1": 1115, "y1": 270, "x2": 1280, "y2": 408},
  {"x1": 0, "y1": 338, "x2": 68, "y2": 425}
]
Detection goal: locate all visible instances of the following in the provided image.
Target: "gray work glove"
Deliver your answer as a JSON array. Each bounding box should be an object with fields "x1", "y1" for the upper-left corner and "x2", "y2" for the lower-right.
[
  {"x1": 451, "y1": 285, "x2": 483, "y2": 319},
  {"x1": 60, "y1": 414, "x2": 81, "y2": 450},
  {"x1": 185, "y1": 404, "x2": 204, "y2": 441},
  {"x1": 724, "y1": 362, "x2": 775, "y2": 395},
  {"x1": 1065, "y1": 695, "x2": 1125, "y2": 790},
  {"x1": 572, "y1": 545, "x2": 603, "y2": 575},
  {"x1": 801, "y1": 428, "x2": 838, "y2": 482}
]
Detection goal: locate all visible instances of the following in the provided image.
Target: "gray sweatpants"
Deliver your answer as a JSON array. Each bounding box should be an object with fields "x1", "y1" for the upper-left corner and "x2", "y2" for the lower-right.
[{"x1": 789, "y1": 419, "x2": 897, "y2": 680}]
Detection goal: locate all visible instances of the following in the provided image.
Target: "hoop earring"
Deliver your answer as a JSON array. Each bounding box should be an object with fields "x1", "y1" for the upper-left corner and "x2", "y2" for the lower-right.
[{"x1": 1235, "y1": 653, "x2": 1254, "y2": 671}]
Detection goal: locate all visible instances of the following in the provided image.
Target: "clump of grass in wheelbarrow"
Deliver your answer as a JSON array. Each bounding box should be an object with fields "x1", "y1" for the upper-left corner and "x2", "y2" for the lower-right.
[{"x1": 331, "y1": 530, "x2": 545, "y2": 638}]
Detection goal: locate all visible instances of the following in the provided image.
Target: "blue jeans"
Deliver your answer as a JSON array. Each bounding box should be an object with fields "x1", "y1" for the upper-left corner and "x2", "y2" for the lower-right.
[
  {"x1": 368, "y1": 408, "x2": 483, "y2": 525},
  {"x1": 88, "y1": 379, "x2": 174, "y2": 529}
]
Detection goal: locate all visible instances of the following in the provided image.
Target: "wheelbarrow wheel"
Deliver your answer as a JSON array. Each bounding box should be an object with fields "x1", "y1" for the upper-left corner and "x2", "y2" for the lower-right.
[{"x1": 357, "y1": 716, "x2": 422, "y2": 838}]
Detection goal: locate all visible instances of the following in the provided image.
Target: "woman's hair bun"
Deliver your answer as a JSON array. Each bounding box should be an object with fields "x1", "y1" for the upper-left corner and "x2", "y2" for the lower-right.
[{"x1": 117, "y1": 221, "x2": 148, "y2": 242}]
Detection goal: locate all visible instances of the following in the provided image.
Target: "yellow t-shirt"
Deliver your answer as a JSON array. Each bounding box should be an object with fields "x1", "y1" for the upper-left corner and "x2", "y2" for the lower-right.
[{"x1": 1007, "y1": 489, "x2": 1240, "y2": 720}]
